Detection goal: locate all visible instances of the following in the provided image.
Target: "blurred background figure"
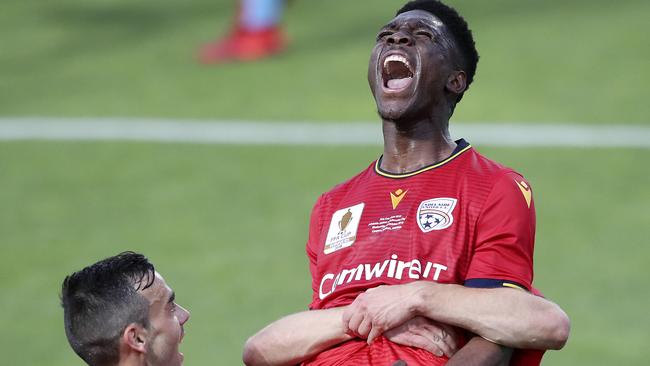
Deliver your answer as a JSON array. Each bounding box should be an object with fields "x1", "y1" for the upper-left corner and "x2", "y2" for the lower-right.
[{"x1": 199, "y1": 0, "x2": 287, "y2": 63}]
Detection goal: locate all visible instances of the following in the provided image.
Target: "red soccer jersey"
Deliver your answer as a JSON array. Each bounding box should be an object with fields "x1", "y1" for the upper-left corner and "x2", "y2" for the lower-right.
[{"x1": 303, "y1": 140, "x2": 543, "y2": 366}]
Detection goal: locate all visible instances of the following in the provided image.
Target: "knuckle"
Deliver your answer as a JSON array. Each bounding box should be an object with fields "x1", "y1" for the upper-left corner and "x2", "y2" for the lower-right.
[{"x1": 407, "y1": 322, "x2": 417, "y2": 332}]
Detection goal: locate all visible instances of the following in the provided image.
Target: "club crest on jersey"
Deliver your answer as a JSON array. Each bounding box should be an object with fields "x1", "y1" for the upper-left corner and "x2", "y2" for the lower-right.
[
  {"x1": 417, "y1": 198, "x2": 457, "y2": 232},
  {"x1": 324, "y1": 203, "x2": 365, "y2": 254}
]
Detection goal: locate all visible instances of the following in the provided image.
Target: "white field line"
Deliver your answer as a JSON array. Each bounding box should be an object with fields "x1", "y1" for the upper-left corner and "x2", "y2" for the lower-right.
[{"x1": 0, "y1": 117, "x2": 648, "y2": 148}]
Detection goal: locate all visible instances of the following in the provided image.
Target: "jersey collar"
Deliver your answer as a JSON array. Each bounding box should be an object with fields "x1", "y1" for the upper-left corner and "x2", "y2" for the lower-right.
[{"x1": 374, "y1": 139, "x2": 471, "y2": 179}]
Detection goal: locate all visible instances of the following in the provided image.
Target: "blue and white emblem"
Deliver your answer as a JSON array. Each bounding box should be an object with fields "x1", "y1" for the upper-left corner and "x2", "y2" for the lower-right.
[{"x1": 417, "y1": 197, "x2": 457, "y2": 232}]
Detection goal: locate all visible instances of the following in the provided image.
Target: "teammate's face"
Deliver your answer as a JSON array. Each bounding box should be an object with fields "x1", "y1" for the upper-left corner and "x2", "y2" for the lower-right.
[
  {"x1": 141, "y1": 273, "x2": 190, "y2": 366},
  {"x1": 368, "y1": 10, "x2": 459, "y2": 121}
]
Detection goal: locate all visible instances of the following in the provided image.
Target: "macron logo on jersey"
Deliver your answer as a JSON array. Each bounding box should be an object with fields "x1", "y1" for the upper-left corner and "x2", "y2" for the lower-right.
[
  {"x1": 515, "y1": 180, "x2": 532, "y2": 208},
  {"x1": 318, "y1": 254, "x2": 448, "y2": 300},
  {"x1": 390, "y1": 189, "x2": 407, "y2": 209}
]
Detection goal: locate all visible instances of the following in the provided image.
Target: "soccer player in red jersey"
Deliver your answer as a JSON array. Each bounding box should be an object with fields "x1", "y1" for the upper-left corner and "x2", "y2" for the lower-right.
[{"x1": 243, "y1": 1, "x2": 570, "y2": 365}]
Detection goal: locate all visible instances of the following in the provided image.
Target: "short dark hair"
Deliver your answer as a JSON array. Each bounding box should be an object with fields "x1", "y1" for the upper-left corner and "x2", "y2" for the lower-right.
[
  {"x1": 61, "y1": 252, "x2": 155, "y2": 366},
  {"x1": 397, "y1": 0, "x2": 479, "y2": 103}
]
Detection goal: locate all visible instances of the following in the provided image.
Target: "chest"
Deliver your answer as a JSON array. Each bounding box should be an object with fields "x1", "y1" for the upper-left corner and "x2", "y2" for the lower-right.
[{"x1": 315, "y1": 174, "x2": 486, "y2": 284}]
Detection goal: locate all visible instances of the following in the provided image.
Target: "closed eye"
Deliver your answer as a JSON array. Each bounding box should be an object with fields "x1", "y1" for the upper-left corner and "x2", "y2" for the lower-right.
[
  {"x1": 377, "y1": 30, "x2": 393, "y2": 41},
  {"x1": 415, "y1": 30, "x2": 433, "y2": 40},
  {"x1": 167, "y1": 291, "x2": 177, "y2": 313}
]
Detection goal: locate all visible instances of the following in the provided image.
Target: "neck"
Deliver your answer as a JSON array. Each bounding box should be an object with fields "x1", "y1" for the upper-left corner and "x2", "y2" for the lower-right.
[
  {"x1": 117, "y1": 353, "x2": 145, "y2": 366},
  {"x1": 380, "y1": 114, "x2": 456, "y2": 174}
]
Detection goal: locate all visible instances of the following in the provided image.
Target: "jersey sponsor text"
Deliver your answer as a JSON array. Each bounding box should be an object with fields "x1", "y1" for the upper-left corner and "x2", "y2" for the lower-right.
[{"x1": 318, "y1": 254, "x2": 448, "y2": 300}]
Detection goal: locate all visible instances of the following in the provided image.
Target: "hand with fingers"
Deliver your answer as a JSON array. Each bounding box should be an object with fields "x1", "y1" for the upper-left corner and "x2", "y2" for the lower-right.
[
  {"x1": 342, "y1": 283, "x2": 422, "y2": 343},
  {"x1": 384, "y1": 316, "x2": 459, "y2": 358}
]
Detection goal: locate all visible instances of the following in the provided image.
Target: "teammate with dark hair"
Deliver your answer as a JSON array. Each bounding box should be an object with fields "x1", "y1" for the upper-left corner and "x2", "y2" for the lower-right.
[
  {"x1": 61, "y1": 252, "x2": 190, "y2": 366},
  {"x1": 243, "y1": 1, "x2": 569, "y2": 365}
]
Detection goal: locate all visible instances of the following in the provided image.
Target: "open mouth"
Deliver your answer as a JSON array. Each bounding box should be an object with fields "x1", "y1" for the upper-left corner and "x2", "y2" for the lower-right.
[{"x1": 382, "y1": 54, "x2": 414, "y2": 91}]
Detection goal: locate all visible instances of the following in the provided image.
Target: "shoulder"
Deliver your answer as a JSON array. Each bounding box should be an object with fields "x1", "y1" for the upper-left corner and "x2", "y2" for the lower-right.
[
  {"x1": 463, "y1": 150, "x2": 535, "y2": 214},
  {"x1": 318, "y1": 161, "x2": 377, "y2": 205},
  {"x1": 454, "y1": 146, "x2": 533, "y2": 212},
  {"x1": 308, "y1": 161, "x2": 376, "y2": 242},
  {"x1": 462, "y1": 147, "x2": 529, "y2": 186}
]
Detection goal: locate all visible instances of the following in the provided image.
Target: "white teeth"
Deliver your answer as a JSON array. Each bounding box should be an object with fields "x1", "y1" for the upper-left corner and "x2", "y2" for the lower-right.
[{"x1": 383, "y1": 54, "x2": 411, "y2": 71}]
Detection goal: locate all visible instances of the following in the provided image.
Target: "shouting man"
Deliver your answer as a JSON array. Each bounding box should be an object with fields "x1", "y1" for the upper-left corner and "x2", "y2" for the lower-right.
[
  {"x1": 61, "y1": 252, "x2": 190, "y2": 366},
  {"x1": 244, "y1": 1, "x2": 569, "y2": 365}
]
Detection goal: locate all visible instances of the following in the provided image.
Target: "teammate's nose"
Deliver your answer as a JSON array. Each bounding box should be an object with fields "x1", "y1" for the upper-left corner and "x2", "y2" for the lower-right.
[{"x1": 386, "y1": 31, "x2": 413, "y2": 46}]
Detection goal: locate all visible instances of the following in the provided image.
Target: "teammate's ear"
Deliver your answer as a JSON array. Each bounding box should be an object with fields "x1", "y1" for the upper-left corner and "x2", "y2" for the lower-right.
[
  {"x1": 446, "y1": 71, "x2": 467, "y2": 95},
  {"x1": 123, "y1": 323, "x2": 148, "y2": 353}
]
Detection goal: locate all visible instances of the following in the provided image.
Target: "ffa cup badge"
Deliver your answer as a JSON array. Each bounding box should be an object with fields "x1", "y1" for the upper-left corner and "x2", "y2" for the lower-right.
[
  {"x1": 417, "y1": 198, "x2": 457, "y2": 232},
  {"x1": 324, "y1": 203, "x2": 365, "y2": 254}
]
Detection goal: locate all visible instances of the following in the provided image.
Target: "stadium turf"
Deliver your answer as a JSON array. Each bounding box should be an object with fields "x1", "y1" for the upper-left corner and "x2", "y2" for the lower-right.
[{"x1": 0, "y1": 0, "x2": 648, "y2": 365}]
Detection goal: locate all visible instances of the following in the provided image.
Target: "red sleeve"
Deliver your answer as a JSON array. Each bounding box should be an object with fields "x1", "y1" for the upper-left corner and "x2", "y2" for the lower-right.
[
  {"x1": 306, "y1": 194, "x2": 325, "y2": 309},
  {"x1": 465, "y1": 171, "x2": 536, "y2": 290}
]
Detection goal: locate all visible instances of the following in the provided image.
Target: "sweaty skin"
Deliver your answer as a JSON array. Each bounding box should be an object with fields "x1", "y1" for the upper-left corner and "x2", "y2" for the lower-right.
[
  {"x1": 139, "y1": 273, "x2": 190, "y2": 366},
  {"x1": 116, "y1": 272, "x2": 191, "y2": 366},
  {"x1": 368, "y1": 10, "x2": 466, "y2": 174}
]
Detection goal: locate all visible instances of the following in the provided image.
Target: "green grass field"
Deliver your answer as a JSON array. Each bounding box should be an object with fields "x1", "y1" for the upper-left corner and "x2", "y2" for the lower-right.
[
  {"x1": 1, "y1": 0, "x2": 649, "y2": 365},
  {"x1": 1, "y1": 0, "x2": 648, "y2": 123}
]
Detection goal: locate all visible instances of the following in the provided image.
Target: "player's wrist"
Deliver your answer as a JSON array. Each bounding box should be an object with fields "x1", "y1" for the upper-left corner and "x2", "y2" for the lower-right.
[
  {"x1": 336, "y1": 306, "x2": 355, "y2": 340},
  {"x1": 408, "y1": 281, "x2": 436, "y2": 316}
]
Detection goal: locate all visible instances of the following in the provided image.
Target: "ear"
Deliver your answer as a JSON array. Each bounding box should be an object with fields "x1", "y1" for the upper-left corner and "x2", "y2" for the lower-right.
[
  {"x1": 122, "y1": 323, "x2": 148, "y2": 354},
  {"x1": 445, "y1": 70, "x2": 467, "y2": 96}
]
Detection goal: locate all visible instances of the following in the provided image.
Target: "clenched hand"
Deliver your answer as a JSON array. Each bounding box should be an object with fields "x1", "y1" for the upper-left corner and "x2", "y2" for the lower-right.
[{"x1": 342, "y1": 283, "x2": 425, "y2": 344}]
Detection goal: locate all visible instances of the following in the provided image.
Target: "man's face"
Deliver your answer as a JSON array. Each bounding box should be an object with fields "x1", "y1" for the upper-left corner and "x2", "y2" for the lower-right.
[
  {"x1": 368, "y1": 10, "x2": 459, "y2": 121},
  {"x1": 141, "y1": 272, "x2": 190, "y2": 366}
]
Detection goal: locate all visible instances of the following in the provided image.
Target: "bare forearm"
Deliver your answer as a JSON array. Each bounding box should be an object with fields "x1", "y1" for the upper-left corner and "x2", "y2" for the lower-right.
[
  {"x1": 243, "y1": 307, "x2": 353, "y2": 366},
  {"x1": 410, "y1": 282, "x2": 570, "y2": 349},
  {"x1": 446, "y1": 337, "x2": 512, "y2": 366}
]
